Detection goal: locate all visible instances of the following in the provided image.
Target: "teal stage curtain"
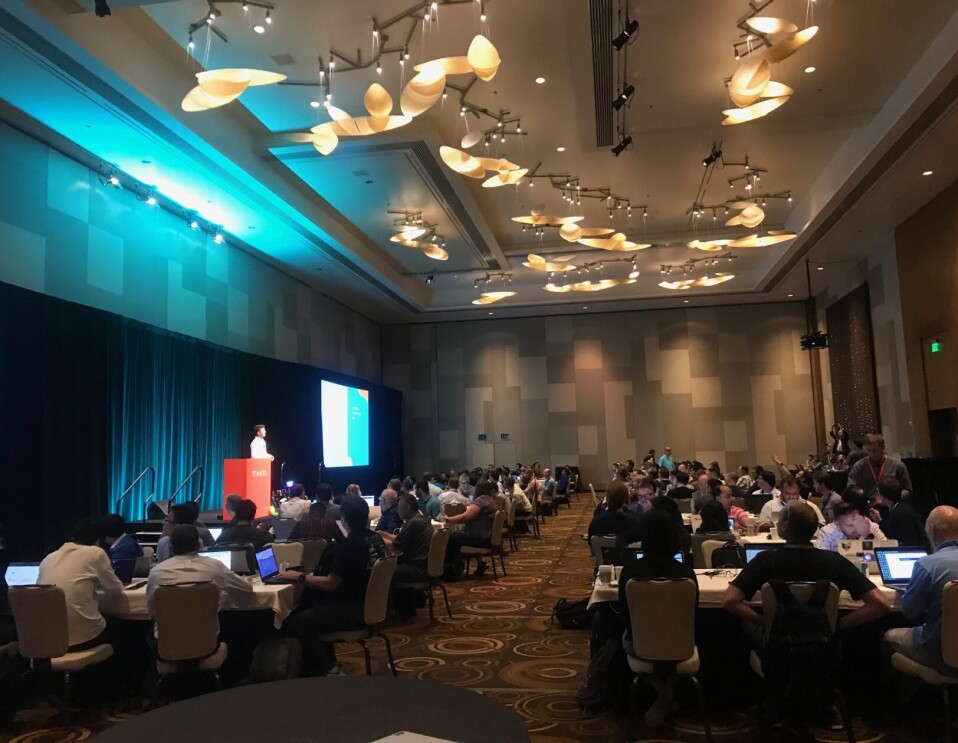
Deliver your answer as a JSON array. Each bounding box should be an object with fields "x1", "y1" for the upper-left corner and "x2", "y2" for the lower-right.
[{"x1": 110, "y1": 321, "x2": 241, "y2": 521}]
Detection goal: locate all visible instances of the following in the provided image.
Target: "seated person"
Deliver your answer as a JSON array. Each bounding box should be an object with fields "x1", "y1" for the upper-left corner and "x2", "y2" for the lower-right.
[
  {"x1": 376, "y1": 489, "x2": 403, "y2": 535},
  {"x1": 691, "y1": 500, "x2": 738, "y2": 569},
  {"x1": 380, "y1": 494, "x2": 434, "y2": 620},
  {"x1": 554, "y1": 468, "x2": 570, "y2": 503},
  {"x1": 691, "y1": 472, "x2": 715, "y2": 514},
  {"x1": 587, "y1": 481, "x2": 641, "y2": 545},
  {"x1": 758, "y1": 475, "x2": 824, "y2": 531},
  {"x1": 747, "y1": 470, "x2": 779, "y2": 514},
  {"x1": 416, "y1": 478, "x2": 441, "y2": 520},
  {"x1": 289, "y1": 501, "x2": 340, "y2": 543},
  {"x1": 651, "y1": 496, "x2": 692, "y2": 557},
  {"x1": 444, "y1": 480, "x2": 500, "y2": 577},
  {"x1": 224, "y1": 494, "x2": 243, "y2": 522},
  {"x1": 814, "y1": 499, "x2": 886, "y2": 552},
  {"x1": 38, "y1": 518, "x2": 124, "y2": 650},
  {"x1": 438, "y1": 476, "x2": 471, "y2": 510},
  {"x1": 722, "y1": 502, "x2": 890, "y2": 639},
  {"x1": 714, "y1": 483, "x2": 749, "y2": 528},
  {"x1": 156, "y1": 504, "x2": 206, "y2": 562},
  {"x1": 628, "y1": 478, "x2": 657, "y2": 516},
  {"x1": 315, "y1": 483, "x2": 340, "y2": 522},
  {"x1": 618, "y1": 507, "x2": 698, "y2": 728},
  {"x1": 180, "y1": 501, "x2": 215, "y2": 548},
  {"x1": 278, "y1": 495, "x2": 386, "y2": 675},
  {"x1": 541, "y1": 468, "x2": 556, "y2": 498},
  {"x1": 215, "y1": 499, "x2": 272, "y2": 550},
  {"x1": 884, "y1": 506, "x2": 958, "y2": 675},
  {"x1": 668, "y1": 470, "x2": 694, "y2": 500},
  {"x1": 146, "y1": 524, "x2": 254, "y2": 624},
  {"x1": 100, "y1": 514, "x2": 144, "y2": 562},
  {"x1": 278, "y1": 484, "x2": 311, "y2": 521},
  {"x1": 812, "y1": 470, "x2": 843, "y2": 524},
  {"x1": 506, "y1": 477, "x2": 533, "y2": 515},
  {"x1": 870, "y1": 482, "x2": 928, "y2": 548}
]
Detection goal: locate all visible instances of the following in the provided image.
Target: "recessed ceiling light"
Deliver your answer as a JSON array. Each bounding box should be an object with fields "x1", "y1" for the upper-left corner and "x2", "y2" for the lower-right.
[
  {"x1": 683, "y1": 299, "x2": 689, "y2": 303},
  {"x1": 923, "y1": 170, "x2": 934, "y2": 176},
  {"x1": 253, "y1": 24, "x2": 265, "y2": 33},
  {"x1": 788, "y1": 293, "x2": 794, "y2": 297},
  {"x1": 804, "y1": 66, "x2": 816, "y2": 73},
  {"x1": 309, "y1": 101, "x2": 321, "y2": 108},
  {"x1": 817, "y1": 266, "x2": 824, "y2": 271},
  {"x1": 535, "y1": 77, "x2": 546, "y2": 84},
  {"x1": 582, "y1": 306, "x2": 588, "y2": 310},
  {"x1": 488, "y1": 311, "x2": 494, "y2": 315},
  {"x1": 556, "y1": 147, "x2": 565, "y2": 152}
]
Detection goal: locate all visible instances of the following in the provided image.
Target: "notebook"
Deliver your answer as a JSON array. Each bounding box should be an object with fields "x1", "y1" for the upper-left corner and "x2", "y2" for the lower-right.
[
  {"x1": 744, "y1": 543, "x2": 782, "y2": 564},
  {"x1": 4, "y1": 563, "x2": 39, "y2": 587},
  {"x1": 876, "y1": 547, "x2": 927, "y2": 587}
]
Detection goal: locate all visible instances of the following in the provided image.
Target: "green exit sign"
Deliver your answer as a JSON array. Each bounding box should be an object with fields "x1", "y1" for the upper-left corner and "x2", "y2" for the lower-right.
[{"x1": 931, "y1": 340, "x2": 942, "y2": 353}]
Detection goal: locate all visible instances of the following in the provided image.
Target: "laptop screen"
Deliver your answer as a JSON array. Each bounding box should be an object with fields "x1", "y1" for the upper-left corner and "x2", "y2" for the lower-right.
[
  {"x1": 633, "y1": 551, "x2": 685, "y2": 563},
  {"x1": 255, "y1": 547, "x2": 279, "y2": 579},
  {"x1": 207, "y1": 528, "x2": 223, "y2": 541},
  {"x1": 4, "y1": 563, "x2": 39, "y2": 586},
  {"x1": 877, "y1": 548, "x2": 926, "y2": 583},
  {"x1": 744, "y1": 544, "x2": 781, "y2": 564},
  {"x1": 362, "y1": 495, "x2": 375, "y2": 508},
  {"x1": 199, "y1": 551, "x2": 233, "y2": 570}
]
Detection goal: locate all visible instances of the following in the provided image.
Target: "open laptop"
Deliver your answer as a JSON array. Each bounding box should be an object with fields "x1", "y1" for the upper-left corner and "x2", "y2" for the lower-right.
[
  {"x1": 838, "y1": 539, "x2": 898, "y2": 574},
  {"x1": 198, "y1": 550, "x2": 233, "y2": 570},
  {"x1": 876, "y1": 546, "x2": 928, "y2": 588},
  {"x1": 744, "y1": 543, "x2": 782, "y2": 564},
  {"x1": 4, "y1": 563, "x2": 39, "y2": 587},
  {"x1": 601, "y1": 547, "x2": 683, "y2": 565},
  {"x1": 206, "y1": 527, "x2": 223, "y2": 542},
  {"x1": 254, "y1": 547, "x2": 300, "y2": 584},
  {"x1": 362, "y1": 495, "x2": 376, "y2": 509}
]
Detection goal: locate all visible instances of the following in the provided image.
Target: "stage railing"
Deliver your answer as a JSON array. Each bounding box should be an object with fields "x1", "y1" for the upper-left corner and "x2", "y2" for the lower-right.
[{"x1": 116, "y1": 466, "x2": 155, "y2": 512}]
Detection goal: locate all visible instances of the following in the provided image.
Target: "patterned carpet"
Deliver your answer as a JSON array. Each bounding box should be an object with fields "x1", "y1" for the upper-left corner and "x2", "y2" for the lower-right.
[{"x1": 2, "y1": 497, "x2": 954, "y2": 742}]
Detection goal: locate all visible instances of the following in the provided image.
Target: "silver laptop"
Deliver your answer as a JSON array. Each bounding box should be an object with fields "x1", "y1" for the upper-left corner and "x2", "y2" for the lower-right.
[
  {"x1": 198, "y1": 550, "x2": 233, "y2": 570},
  {"x1": 876, "y1": 547, "x2": 927, "y2": 588}
]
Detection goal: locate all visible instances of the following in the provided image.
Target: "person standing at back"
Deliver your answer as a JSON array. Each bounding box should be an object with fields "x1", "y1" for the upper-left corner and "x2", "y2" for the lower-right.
[
  {"x1": 38, "y1": 518, "x2": 124, "y2": 650},
  {"x1": 657, "y1": 447, "x2": 676, "y2": 473},
  {"x1": 847, "y1": 433, "x2": 912, "y2": 497}
]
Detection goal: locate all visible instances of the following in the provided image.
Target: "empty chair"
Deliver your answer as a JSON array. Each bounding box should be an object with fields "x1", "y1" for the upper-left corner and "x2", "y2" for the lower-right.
[
  {"x1": 461, "y1": 510, "x2": 509, "y2": 579},
  {"x1": 889, "y1": 581, "x2": 958, "y2": 743},
  {"x1": 269, "y1": 542, "x2": 304, "y2": 568},
  {"x1": 625, "y1": 578, "x2": 712, "y2": 742},
  {"x1": 154, "y1": 582, "x2": 227, "y2": 680},
  {"x1": 699, "y1": 539, "x2": 734, "y2": 569},
  {"x1": 589, "y1": 534, "x2": 620, "y2": 567},
  {"x1": 295, "y1": 539, "x2": 327, "y2": 572},
  {"x1": 318, "y1": 558, "x2": 398, "y2": 676},
  {"x1": 393, "y1": 527, "x2": 453, "y2": 624},
  {"x1": 9, "y1": 585, "x2": 113, "y2": 700}
]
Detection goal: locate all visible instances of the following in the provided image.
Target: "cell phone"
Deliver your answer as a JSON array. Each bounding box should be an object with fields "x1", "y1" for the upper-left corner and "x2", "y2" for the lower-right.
[{"x1": 728, "y1": 517, "x2": 735, "y2": 530}]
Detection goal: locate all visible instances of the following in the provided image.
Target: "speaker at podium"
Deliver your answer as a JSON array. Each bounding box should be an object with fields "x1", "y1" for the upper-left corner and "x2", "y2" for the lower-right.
[{"x1": 223, "y1": 459, "x2": 272, "y2": 519}]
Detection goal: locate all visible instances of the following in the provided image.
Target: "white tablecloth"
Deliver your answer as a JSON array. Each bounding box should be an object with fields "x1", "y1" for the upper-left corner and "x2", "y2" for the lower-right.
[
  {"x1": 99, "y1": 577, "x2": 298, "y2": 629},
  {"x1": 589, "y1": 568, "x2": 902, "y2": 611}
]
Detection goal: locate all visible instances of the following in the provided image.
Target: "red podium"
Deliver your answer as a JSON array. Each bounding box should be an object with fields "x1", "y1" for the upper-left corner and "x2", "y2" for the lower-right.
[{"x1": 223, "y1": 459, "x2": 272, "y2": 519}]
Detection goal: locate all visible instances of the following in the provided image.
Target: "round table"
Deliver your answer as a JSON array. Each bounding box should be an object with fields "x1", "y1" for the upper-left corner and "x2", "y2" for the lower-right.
[{"x1": 91, "y1": 676, "x2": 530, "y2": 742}]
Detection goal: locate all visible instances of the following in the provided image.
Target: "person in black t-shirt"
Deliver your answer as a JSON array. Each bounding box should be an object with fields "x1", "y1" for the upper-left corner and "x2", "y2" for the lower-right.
[
  {"x1": 722, "y1": 501, "x2": 890, "y2": 636},
  {"x1": 279, "y1": 494, "x2": 385, "y2": 675},
  {"x1": 668, "y1": 470, "x2": 694, "y2": 500},
  {"x1": 587, "y1": 481, "x2": 641, "y2": 545},
  {"x1": 381, "y1": 493, "x2": 435, "y2": 620}
]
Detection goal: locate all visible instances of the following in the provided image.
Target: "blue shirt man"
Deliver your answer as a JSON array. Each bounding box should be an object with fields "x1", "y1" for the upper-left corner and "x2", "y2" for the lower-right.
[
  {"x1": 657, "y1": 448, "x2": 676, "y2": 473},
  {"x1": 884, "y1": 505, "x2": 958, "y2": 675}
]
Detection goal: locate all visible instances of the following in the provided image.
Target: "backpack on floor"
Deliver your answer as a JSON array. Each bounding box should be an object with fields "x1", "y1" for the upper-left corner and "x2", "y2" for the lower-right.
[
  {"x1": 575, "y1": 637, "x2": 630, "y2": 713},
  {"x1": 551, "y1": 597, "x2": 590, "y2": 629},
  {"x1": 761, "y1": 579, "x2": 838, "y2": 725}
]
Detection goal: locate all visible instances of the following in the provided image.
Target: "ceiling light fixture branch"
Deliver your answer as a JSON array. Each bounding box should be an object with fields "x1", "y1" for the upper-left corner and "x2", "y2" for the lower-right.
[
  {"x1": 186, "y1": 0, "x2": 275, "y2": 43},
  {"x1": 659, "y1": 252, "x2": 738, "y2": 276}
]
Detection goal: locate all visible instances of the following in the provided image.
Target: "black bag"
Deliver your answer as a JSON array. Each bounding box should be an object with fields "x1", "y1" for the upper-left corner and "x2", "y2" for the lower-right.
[
  {"x1": 575, "y1": 638, "x2": 617, "y2": 713},
  {"x1": 761, "y1": 580, "x2": 838, "y2": 725},
  {"x1": 551, "y1": 597, "x2": 591, "y2": 629},
  {"x1": 240, "y1": 637, "x2": 303, "y2": 685},
  {"x1": 710, "y1": 540, "x2": 743, "y2": 568}
]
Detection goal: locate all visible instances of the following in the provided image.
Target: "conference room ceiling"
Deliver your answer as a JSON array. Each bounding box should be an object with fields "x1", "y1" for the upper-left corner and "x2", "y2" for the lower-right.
[{"x1": 8, "y1": 0, "x2": 958, "y2": 322}]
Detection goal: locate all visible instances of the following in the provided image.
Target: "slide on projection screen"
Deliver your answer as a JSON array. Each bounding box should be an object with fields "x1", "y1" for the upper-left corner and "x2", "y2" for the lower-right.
[{"x1": 321, "y1": 380, "x2": 370, "y2": 467}]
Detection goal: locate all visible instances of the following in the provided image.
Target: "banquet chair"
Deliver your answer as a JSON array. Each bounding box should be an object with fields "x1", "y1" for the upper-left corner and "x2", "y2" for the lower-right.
[
  {"x1": 272, "y1": 518, "x2": 297, "y2": 542},
  {"x1": 295, "y1": 539, "x2": 327, "y2": 572},
  {"x1": 589, "y1": 534, "x2": 619, "y2": 567},
  {"x1": 890, "y1": 581, "x2": 958, "y2": 742},
  {"x1": 700, "y1": 539, "x2": 732, "y2": 569},
  {"x1": 625, "y1": 578, "x2": 713, "y2": 742},
  {"x1": 318, "y1": 558, "x2": 398, "y2": 676},
  {"x1": 442, "y1": 502, "x2": 467, "y2": 519},
  {"x1": 462, "y1": 510, "x2": 508, "y2": 578},
  {"x1": 750, "y1": 582, "x2": 853, "y2": 742},
  {"x1": 270, "y1": 542, "x2": 305, "y2": 568},
  {"x1": 9, "y1": 585, "x2": 113, "y2": 703},
  {"x1": 393, "y1": 528, "x2": 453, "y2": 625},
  {"x1": 154, "y1": 582, "x2": 227, "y2": 683},
  {"x1": 134, "y1": 546, "x2": 155, "y2": 577}
]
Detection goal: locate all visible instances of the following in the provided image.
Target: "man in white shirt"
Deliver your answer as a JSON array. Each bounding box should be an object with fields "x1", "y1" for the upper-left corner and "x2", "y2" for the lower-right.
[
  {"x1": 439, "y1": 476, "x2": 471, "y2": 510},
  {"x1": 508, "y1": 477, "x2": 533, "y2": 513},
  {"x1": 38, "y1": 518, "x2": 124, "y2": 649},
  {"x1": 759, "y1": 475, "x2": 825, "y2": 529},
  {"x1": 146, "y1": 526, "x2": 254, "y2": 626},
  {"x1": 278, "y1": 484, "x2": 311, "y2": 521},
  {"x1": 815, "y1": 500, "x2": 886, "y2": 552},
  {"x1": 250, "y1": 424, "x2": 274, "y2": 461}
]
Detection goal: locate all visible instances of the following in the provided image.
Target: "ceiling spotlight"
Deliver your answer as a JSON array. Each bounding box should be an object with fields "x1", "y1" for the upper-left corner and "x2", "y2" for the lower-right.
[
  {"x1": 613, "y1": 18, "x2": 640, "y2": 51},
  {"x1": 556, "y1": 146, "x2": 566, "y2": 152},
  {"x1": 612, "y1": 84, "x2": 635, "y2": 111},
  {"x1": 425, "y1": 274, "x2": 434, "y2": 285},
  {"x1": 188, "y1": 214, "x2": 199, "y2": 231},
  {"x1": 187, "y1": 34, "x2": 195, "y2": 50},
  {"x1": 611, "y1": 135, "x2": 633, "y2": 157},
  {"x1": 253, "y1": 24, "x2": 265, "y2": 33},
  {"x1": 535, "y1": 76, "x2": 546, "y2": 84},
  {"x1": 145, "y1": 191, "x2": 157, "y2": 206},
  {"x1": 242, "y1": 2, "x2": 249, "y2": 10},
  {"x1": 923, "y1": 170, "x2": 934, "y2": 176},
  {"x1": 702, "y1": 143, "x2": 722, "y2": 167},
  {"x1": 309, "y1": 100, "x2": 320, "y2": 108},
  {"x1": 804, "y1": 66, "x2": 816, "y2": 73},
  {"x1": 265, "y1": 9, "x2": 272, "y2": 24},
  {"x1": 107, "y1": 172, "x2": 120, "y2": 188},
  {"x1": 213, "y1": 230, "x2": 225, "y2": 245}
]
